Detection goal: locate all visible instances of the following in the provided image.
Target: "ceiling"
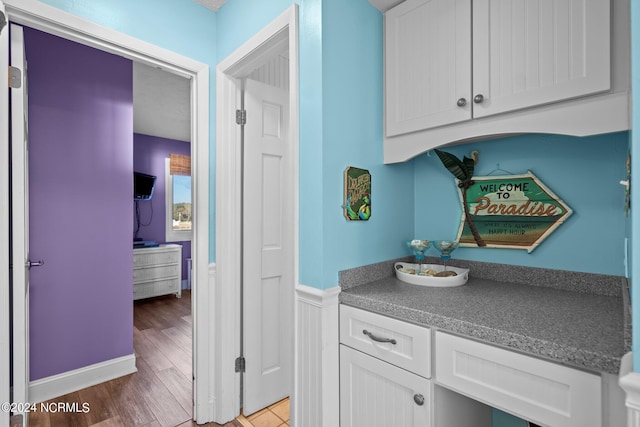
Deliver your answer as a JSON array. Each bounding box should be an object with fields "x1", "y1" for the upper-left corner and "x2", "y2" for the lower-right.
[
  {"x1": 193, "y1": 0, "x2": 228, "y2": 12},
  {"x1": 367, "y1": 0, "x2": 403, "y2": 12},
  {"x1": 133, "y1": 62, "x2": 191, "y2": 143}
]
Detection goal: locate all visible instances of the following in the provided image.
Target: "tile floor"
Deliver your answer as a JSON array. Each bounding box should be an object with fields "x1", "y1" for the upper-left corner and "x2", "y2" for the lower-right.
[{"x1": 236, "y1": 398, "x2": 290, "y2": 427}]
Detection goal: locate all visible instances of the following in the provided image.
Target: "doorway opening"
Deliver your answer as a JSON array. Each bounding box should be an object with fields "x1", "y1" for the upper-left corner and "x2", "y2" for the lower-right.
[
  {"x1": 214, "y1": 5, "x2": 299, "y2": 424},
  {"x1": 4, "y1": 1, "x2": 212, "y2": 423}
]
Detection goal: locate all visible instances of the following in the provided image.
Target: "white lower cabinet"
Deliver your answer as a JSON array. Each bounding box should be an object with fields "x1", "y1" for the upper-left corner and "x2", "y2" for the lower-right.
[
  {"x1": 340, "y1": 345, "x2": 431, "y2": 427},
  {"x1": 339, "y1": 306, "x2": 613, "y2": 426}
]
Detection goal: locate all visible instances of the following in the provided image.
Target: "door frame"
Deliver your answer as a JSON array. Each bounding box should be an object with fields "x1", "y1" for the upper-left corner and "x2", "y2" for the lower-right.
[
  {"x1": 0, "y1": 2, "x2": 10, "y2": 426},
  {"x1": 215, "y1": 4, "x2": 299, "y2": 422},
  {"x1": 1, "y1": 0, "x2": 213, "y2": 423}
]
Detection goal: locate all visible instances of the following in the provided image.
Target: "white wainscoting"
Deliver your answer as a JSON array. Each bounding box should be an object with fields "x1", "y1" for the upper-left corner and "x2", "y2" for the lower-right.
[
  {"x1": 294, "y1": 285, "x2": 340, "y2": 427},
  {"x1": 620, "y1": 352, "x2": 640, "y2": 427},
  {"x1": 29, "y1": 354, "x2": 137, "y2": 404}
]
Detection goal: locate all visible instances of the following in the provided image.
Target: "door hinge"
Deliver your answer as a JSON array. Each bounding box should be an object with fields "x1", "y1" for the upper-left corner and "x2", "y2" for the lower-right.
[
  {"x1": 235, "y1": 356, "x2": 246, "y2": 373},
  {"x1": 236, "y1": 109, "x2": 246, "y2": 126},
  {"x1": 0, "y1": 11, "x2": 6, "y2": 35},
  {"x1": 9, "y1": 66, "x2": 22, "y2": 89}
]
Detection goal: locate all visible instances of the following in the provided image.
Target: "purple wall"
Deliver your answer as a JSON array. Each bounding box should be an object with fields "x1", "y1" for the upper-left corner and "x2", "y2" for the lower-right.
[
  {"x1": 133, "y1": 133, "x2": 192, "y2": 281},
  {"x1": 25, "y1": 27, "x2": 134, "y2": 380}
]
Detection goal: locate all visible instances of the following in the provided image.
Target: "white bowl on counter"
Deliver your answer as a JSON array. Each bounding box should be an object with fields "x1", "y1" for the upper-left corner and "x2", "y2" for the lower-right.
[{"x1": 394, "y1": 262, "x2": 469, "y2": 287}]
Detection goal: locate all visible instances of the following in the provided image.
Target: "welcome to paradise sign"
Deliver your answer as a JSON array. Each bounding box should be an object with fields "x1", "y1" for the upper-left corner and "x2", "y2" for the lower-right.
[{"x1": 456, "y1": 172, "x2": 572, "y2": 252}]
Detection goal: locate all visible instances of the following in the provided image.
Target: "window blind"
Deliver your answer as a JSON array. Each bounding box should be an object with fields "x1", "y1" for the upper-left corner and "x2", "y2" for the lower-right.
[{"x1": 170, "y1": 154, "x2": 191, "y2": 176}]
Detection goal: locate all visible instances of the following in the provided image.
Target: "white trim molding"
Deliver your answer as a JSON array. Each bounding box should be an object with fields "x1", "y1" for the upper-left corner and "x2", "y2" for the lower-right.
[
  {"x1": 3, "y1": 0, "x2": 212, "y2": 422},
  {"x1": 293, "y1": 285, "x2": 340, "y2": 427},
  {"x1": 0, "y1": 4, "x2": 10, "y2": 427},
  {"x1": 194, "y1": 262, "x2": 217, "y2": 422},
  {"x1": 620, "y1": 352, "x2": 640, "y2": 426},
  {"x1": 215, "y1": 4, "x2": 299, "y2": 423},
  {"x1": 29, "y1": 354, "x2": 136, "y2": 404}
]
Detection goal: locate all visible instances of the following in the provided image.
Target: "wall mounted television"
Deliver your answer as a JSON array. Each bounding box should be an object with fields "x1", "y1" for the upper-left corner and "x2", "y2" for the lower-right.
[{"x1": 134, "y1": 172, "x2": 156, "y2": 200}]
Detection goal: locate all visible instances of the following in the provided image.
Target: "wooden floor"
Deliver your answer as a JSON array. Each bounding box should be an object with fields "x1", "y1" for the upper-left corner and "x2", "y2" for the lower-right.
[{"x1": 28, "y1": 290, "x2": 241, "y2": 427}]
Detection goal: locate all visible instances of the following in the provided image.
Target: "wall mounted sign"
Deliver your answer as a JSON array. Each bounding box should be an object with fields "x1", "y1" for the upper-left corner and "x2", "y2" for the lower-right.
[
  {"x1": 456, "y1": 172, "x2": 572, "y2": 252},
  {"x1": 343, "y1": 167, "x2": 371, "y2": 221}
]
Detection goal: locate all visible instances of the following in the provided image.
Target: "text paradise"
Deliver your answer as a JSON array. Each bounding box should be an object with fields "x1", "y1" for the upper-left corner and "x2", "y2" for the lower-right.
[{"x1": 473, "y1": 196, "x2": 559, "y2": 217}]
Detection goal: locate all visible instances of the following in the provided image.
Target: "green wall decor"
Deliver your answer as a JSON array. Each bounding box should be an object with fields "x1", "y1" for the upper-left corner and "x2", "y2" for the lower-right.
[{"x1": 343, "y1": 167, "x2": 371, "y2": 221}]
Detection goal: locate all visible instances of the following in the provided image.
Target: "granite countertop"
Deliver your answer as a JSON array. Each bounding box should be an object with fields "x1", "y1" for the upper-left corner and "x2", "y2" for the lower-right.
[{"x1": 339, "y1": 257, "x2": 631, "y2": 375}]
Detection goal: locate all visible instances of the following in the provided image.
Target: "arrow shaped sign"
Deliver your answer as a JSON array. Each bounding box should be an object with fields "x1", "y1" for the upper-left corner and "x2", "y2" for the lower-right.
[{"x1": 456, "y1": 171, "x2": 573, "y2": 253}]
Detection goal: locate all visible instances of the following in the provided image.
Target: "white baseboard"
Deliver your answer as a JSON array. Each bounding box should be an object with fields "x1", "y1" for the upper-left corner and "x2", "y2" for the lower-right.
[
  {"x1": 29, "y1": 354, "x2": 137, "y2": 403},
  {"x1": 294, "y1": 284, "x2": 340, "y2": 427}
]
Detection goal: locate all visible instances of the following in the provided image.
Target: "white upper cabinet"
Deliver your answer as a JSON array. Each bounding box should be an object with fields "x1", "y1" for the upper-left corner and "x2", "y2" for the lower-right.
[
  {"x1": 384, "y1": 0, "x2": 629, "y2": 163},
  {"x1": 472, "y1": 0, "x2": 610, "y2": 119},
  {"x1": 385, "y1": 0, "x2": 472, "y2": 136}
]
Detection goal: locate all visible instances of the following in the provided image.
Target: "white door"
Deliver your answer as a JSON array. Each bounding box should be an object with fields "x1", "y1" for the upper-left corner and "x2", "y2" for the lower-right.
[
  {"x1": 472, "y1": 0, "x2": 611, "y2": 118},
  {"x1": 242, "y1": 77, "x2": 292, "y2": 415},
  {"x1": 0, "y1": 2, "x2": 10, "y2": 426},
  {"x1": 385, "y1": 0, "x2": 472, "y2": 136},
  {"x1": 340, "y1": 345, "x2": 431, "y2": 427},
  {"x1": 10, "y1": 23, "x2": 31, "y2": 422}
]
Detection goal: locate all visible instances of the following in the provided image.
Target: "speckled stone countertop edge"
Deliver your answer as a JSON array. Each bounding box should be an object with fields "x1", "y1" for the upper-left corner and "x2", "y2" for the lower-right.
[
  {"x1": 339, "y1": 256, "x2": 624, "y2": 297},
  {"x1": 339, "y1": 258, "x2": 630, "y2": 375},
  {"x1": 623, "y1": 281, "x2": 632, "y2": 351},
  {"x1": 339, "y1": 291, "x2": 623, "y2": 375}
]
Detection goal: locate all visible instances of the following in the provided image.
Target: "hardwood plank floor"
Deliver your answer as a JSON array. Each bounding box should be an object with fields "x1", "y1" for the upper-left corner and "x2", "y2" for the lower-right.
[{"x1": 29, "y1": 290, "x2": 241, "y2": 427}]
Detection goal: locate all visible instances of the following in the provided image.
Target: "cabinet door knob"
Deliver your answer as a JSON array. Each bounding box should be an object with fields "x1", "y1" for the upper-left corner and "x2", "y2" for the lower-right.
[
  {"x1": 473, "y1": 94, "x2": 484, "y2": 104},
  {"x1": 413, "y1": 393, "x2": 425, "y2": 406},
  {"x1": 456, "y1": 97, "x2": 467, "y2": 107}
]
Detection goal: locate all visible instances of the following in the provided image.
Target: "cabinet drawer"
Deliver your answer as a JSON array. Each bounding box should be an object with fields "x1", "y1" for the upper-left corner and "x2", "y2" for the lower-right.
[
  {"x1": 435, "y1": 331, "x2": 601, "y2": 427},
  {"x1": 340, "y1": 345, "x2": 431, "y2": 427},
  {"x1": 133, "y1": 278, "x2": 180, "y2": 300},
  {"x1": 133, "y1": 264, "x2": 180, "y2": 283},
  {"x1": 340, "y1": 305, "x2": 431, "y2": 378}
]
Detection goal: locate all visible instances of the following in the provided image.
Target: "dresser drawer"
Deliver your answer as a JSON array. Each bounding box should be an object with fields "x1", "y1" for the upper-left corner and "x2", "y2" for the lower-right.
[
  {"x1": 133, "y1": 278, "x2": 181, "y2": 300},
  {"x1": 340, "y1": 305, "x2": 431, "y2": 378},
  {"x1": 133, "y1": 264, "x2": 180, "y2": 283},
  {"x1": 435, "y1": 331, "x2": 601, "y2": 427},
  {"x1": 133, "y1": 249, "x2": 180, "y2": 268}
]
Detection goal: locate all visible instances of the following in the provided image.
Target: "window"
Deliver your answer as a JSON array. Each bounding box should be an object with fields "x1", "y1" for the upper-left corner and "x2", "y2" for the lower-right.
[{"x1": 165, "y1": 156, "x2": 192, "y2": 242}]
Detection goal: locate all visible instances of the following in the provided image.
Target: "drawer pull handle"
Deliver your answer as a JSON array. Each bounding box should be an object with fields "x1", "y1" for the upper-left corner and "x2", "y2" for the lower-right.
[
  {"x1": 362, "y1": 330, "x2": 396, "y2": 345},
  {"x1": 413, "y1": 393, "x2": 425, "y2": 406}
]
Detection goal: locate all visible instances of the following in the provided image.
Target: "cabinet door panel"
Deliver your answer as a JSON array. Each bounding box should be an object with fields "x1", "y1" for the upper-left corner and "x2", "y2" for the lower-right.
[
  {"x1": 385, "y1": 0, "x2": 471, "y2": 136},
  {"x1": 435, "y1": 332, "x2": 601, "y2": 427},
  {"x1": 340, "y1": 345, "x2": 430, "y2": 427},
  {"x1": 473, "y1": 0, "x2": 610, "y2": 118}
]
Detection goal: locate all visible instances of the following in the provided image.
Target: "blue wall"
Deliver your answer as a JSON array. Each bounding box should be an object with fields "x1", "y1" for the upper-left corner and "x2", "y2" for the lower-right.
[
  {"x1": 217, "y1": 0, "x2": 415, "y2": 289},
  {"x1": 414, "y1": 132, "x2": 629, "y2": 276}
]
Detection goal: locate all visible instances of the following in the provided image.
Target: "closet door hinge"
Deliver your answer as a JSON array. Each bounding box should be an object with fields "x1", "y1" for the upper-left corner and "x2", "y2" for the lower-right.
[
  {"x1": 9, "y1": 66, "x2": 22, "y2": 89},
  {"x1": 236, "y1": 109, "x2": 246, "y2": 126},
  {"x1": 235, "y1": 356, "x2": 246, "y2": 373}
]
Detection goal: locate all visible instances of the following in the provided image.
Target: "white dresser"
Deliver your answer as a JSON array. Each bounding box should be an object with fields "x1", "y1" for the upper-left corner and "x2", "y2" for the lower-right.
[{"x1": 133, "y1": 244, "x2": 182, "y2": 300}]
